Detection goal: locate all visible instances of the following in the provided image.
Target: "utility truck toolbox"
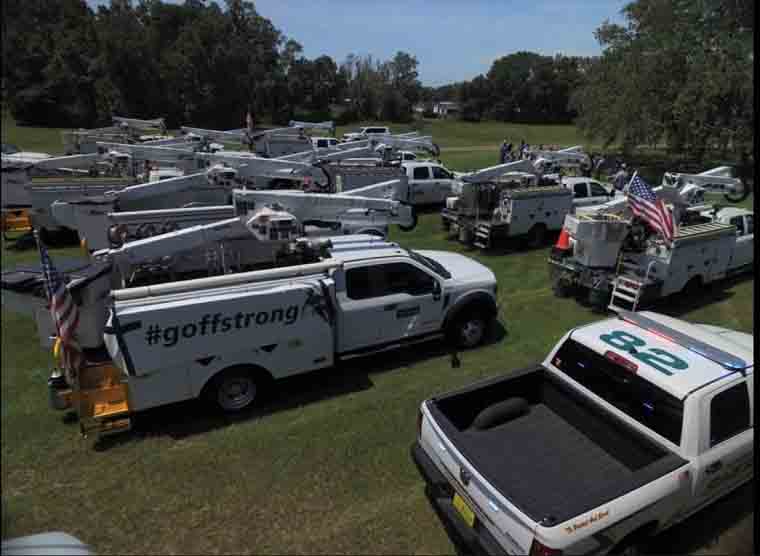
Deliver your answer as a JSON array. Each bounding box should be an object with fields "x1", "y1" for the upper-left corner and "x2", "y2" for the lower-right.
[
  {"x1": 413, "y1": 311, "x2": 753, "y2": 555},
  {"x1": 106, "y1": 271, "x2": 335, "y2": 380}
]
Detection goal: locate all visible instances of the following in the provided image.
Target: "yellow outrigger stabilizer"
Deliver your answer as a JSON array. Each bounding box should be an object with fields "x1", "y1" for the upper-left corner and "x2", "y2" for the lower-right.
[
  {"x1": 49, "y1": 337, "x2": 132, "y2": 438},
  {"x1": 1, "y1": 208, "x2": 32, "y2": 238}
]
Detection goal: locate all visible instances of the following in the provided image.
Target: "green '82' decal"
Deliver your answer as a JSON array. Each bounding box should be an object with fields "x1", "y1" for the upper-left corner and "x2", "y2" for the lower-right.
[{"x1": 600, "y1": 330, "x2": 689, "y2": 376}]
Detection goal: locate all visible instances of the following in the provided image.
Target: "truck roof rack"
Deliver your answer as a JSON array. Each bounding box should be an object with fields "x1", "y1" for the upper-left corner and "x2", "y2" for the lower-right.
[{"x1": 617, "y1": 311, "x2": 749, "y2": 371}]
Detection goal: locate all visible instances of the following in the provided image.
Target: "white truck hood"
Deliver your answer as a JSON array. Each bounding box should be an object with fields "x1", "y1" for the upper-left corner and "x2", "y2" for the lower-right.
[{"x1": 417, "y1": 249, "x2": 496, "y2": 286}]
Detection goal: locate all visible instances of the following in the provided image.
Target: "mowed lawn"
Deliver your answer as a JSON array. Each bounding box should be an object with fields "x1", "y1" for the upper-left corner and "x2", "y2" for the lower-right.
[{"x1": 1, "y1": 119, "x2": 754, "y2": 554}]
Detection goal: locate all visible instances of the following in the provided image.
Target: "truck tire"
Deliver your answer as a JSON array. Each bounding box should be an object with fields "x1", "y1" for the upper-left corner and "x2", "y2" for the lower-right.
[
  {"x1": 724, "y1": 180, "x2": 750, "y2": 203},
  {"x1": 204, "y1": 366, "x2": 269, "y2": 413},
  {"x1": 588, "y1": 287, "x2": 611, "y2": 313},
  {"x1": 398, "y1": 205, "x2": 418, "y2": 232},
  {"x1": 682, "y1": 276, "x2": 703, "y2": 297},
  {"x1": 447, "y1": 309, "x2": 492, "y2": 349},
  {"x1": 552, "y1": 276, "x2": 573, "y2": 298},
  {"x1": 526, "y1": 224, "x2": 547, "y2": 248},
  {"x1": 470, "y1": 398, "x2": 529, "y2": 430}
]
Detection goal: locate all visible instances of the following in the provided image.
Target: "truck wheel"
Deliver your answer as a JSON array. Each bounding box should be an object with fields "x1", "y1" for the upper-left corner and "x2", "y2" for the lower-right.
[
  {"x1": 448, "y1": 311, "x2": 491, "y2": 349},
  {"x1": 398, "y1": 206, "x2": 418, "y2": 232},
  {"x1": 526, "y1": 224, "x2": 546, "y2": 248},
  {"x1": 682, "y1": 276, "x2": 703, "y2": 297},
  {"x1": 206, "y1": 367, "x2": 266, "y2": 413},
  {"x1": 552, "y1": 277, "x2": 573, "y2": 298},
  {"x1": 724, "y1": 180, "x2": 750, "y2": 203},
  {"x1": 588, "y1": 287, "x2": 611, "y2": 313},
  {"x1": 470, "y1": 398, "x2": 529, "y2": 430}
]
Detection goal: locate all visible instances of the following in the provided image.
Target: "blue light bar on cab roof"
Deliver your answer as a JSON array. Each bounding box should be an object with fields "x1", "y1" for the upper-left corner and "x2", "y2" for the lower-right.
[{"x1": 617, "y1": 311, "x2": 749, "y2": 371}]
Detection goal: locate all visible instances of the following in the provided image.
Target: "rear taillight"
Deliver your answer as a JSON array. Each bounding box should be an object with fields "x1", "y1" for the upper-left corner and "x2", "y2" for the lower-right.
[
  {"x1": 529, "y1": 539, "x2": 563, "y2": 556},
  {"x1": 417, "y1": 409, "x2": 423, "y2": 439}
]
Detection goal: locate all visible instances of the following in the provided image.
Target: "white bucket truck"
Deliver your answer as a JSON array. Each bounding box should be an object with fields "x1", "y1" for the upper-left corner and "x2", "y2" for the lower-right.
[
  {"x1": 549, "y1": 205, "x2": 754, "y2": 312},
  {"x1": 44, "y1": 235, "x2": 498, "y2": 436},
  {"x1": 441, "y1": 160, "x2": 616, "y2": 249}
]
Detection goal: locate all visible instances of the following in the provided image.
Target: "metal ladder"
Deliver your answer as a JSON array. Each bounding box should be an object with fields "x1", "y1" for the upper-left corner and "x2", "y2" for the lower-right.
[
  {"x1": 608, "y1": 259, "x2": 655, "y2": 313},
  {"x1": 473, "y1": 222, "x2": 492, "y2": 249}
]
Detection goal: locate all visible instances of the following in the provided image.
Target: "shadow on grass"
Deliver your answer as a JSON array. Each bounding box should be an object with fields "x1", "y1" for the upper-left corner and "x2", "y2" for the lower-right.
[
  {"x1": 645, "y1": 272, "x2": 752, "y2": 318},
  {"x1": 646, "y1": 481, "x2": 754, "y2": 554},
  {"x1": 464, "y1": 235, "x2": 559, "y2": 257},
  {"x1": 93, "y1": 321, "x2": 507, "y2": 451}
]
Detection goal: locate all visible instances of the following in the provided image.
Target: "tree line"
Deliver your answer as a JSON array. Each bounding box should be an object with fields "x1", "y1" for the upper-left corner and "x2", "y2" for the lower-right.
[
  {"x1": 572, "y1": 0, "x2": 754, "y2": 159},
  {"x1": 422, "y1": 51, "x2": 591, "y2": 125},
  {"x1": 1, "y1": 0, "x2": 754, "y2": 160},
  {"x1": 1, "y1": 0, "x2": 423, "y2": 129}
]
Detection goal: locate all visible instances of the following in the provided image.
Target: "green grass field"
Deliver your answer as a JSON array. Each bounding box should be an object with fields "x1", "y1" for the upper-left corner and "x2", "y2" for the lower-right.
[{"x1": 1, "y1": 118, "x2": 754, "y2": 554}]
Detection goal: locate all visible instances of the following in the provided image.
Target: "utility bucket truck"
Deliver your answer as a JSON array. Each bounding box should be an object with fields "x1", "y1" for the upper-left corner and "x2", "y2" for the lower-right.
[
  {"x1": 2, "y1": 184, "x2": 418, "y2": 350},
  {"x1": 39, "y1": 235, "x2": 498, "y2": 437},
  {"x1": 662, "y1": 166, "x2": 750, "y2": 203},
  {"x1": 412, "y1": 310, "x2": 753, "y2": 556},
  {"x1": 549, "y1": 205, "x2": 754, "y2": 312},
  {"x1": 62, "y1": 116, "x2": 171, "y2": 154},
  {"x1": 441, "y1": 159, "x2": 615, "y2": 249},
  {"x1": 1, "y1": 152, "x2": 124, "y2": 238}
]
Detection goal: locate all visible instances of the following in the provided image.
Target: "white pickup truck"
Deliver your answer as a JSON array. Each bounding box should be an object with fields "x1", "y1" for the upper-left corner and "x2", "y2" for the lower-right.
[
  {"x1": 342, "y1": 126, "x2": 391, "y2": 142},
  {"x1": 413, "y1": 310, "x2": 753, "y2": 555},
  {"x1": 404, "y1": 161, "x2": 458, "y2": 204},
  {"x1": 52, "y1": 235, "x2": 498, "y2": 435}
]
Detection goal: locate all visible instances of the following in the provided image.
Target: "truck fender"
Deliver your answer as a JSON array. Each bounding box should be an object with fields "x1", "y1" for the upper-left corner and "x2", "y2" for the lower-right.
[{"x1": 442, "y1": 291, "x2": 498, "y2": 329}]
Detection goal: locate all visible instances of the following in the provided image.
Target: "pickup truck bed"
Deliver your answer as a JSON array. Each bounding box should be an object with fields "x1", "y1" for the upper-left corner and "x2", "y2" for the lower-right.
[{"x1": 428, "y1": 366, "x2": 687, "y2": 524}]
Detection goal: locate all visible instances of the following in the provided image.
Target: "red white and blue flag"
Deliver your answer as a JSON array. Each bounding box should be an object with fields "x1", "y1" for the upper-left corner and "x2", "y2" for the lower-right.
[
  {"x1": 36, "y1": 233, "x2": 82, "y2": 373},
  {"x1": 627, "y1": 173, "x2": 676, "y2": 245}
]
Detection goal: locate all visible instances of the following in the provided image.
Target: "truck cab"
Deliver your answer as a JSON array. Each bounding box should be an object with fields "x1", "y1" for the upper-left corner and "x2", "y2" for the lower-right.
[
  {"x1": 413, "y1": 310, "x2": 753, "y2": 555},
  {"x1": 342, "y1": 127, "x2": 391, "y2": 142},
  {"x1": 713, "y1": 207, "x2": 754, "y2": 270},
  {"x1": 562, "y1": 176, "x2": 615, "y2": 207},
  {"x1": 403, "y1": 162, "x2": 457, "y2": 204}
]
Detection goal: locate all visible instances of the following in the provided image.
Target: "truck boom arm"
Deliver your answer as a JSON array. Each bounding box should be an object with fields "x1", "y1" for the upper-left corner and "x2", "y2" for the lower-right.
[{"x1": 461, "y1": 158, "x2": 539, "y2": 183}]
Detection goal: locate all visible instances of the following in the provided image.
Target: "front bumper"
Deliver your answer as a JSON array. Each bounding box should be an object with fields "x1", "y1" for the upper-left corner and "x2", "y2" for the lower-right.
[{"x1": 411, "y1": 442, "x2": 508, "y2": 556}]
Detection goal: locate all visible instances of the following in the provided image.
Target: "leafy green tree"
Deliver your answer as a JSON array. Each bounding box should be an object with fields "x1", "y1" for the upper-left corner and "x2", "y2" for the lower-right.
[{"x1": 572, "y1": 0, "x2": 754, "y2": 159}]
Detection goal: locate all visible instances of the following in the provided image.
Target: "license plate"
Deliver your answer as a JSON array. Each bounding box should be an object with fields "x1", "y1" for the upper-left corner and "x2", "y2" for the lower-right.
[{"x1": 452, "y1": 492, "x2": 476, "y2": 528}]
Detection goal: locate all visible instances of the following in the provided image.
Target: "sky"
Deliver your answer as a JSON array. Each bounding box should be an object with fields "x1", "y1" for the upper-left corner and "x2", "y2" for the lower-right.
[{"x1": 87, "y1": 0, "x2": 630, "y2": 86}]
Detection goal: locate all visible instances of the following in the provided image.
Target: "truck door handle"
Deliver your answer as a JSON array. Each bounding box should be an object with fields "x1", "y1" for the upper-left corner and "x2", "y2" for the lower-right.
[
  {"x1": 706, "y1": 461, "x2": 723, "y2": 474},
  {"x1": 384, "y1": 304, "x2": 398, "y2": 311}
]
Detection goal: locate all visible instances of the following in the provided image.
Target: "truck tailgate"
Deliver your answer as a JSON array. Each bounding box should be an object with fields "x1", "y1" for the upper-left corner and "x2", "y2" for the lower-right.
[{"x1": 417, "y1": 402, "x2": 538, "y2": 554}]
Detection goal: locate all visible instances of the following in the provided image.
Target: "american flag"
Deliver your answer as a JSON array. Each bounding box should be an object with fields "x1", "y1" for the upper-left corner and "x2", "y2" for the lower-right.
[
  {"x1": 36, "y1": 233, "x2": 82, "y2": 373},
  {"x1": 627, "y1": 173, "x2": 676, "y2": 245}
]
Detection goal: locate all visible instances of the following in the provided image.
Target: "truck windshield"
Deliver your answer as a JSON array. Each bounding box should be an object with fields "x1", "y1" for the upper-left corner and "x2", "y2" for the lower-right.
[
  {"x1": 551, "y1": 338, "x2": 684, "y2": 446},
  {"x1": 407, "y1": 249, "x2": 452, "y2": 279}
]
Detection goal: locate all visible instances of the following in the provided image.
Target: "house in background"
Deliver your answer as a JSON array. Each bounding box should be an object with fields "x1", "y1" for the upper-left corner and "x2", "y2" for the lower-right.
[{"x1": 432, "y1": 101, "x2": 460, "y2": 119}]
